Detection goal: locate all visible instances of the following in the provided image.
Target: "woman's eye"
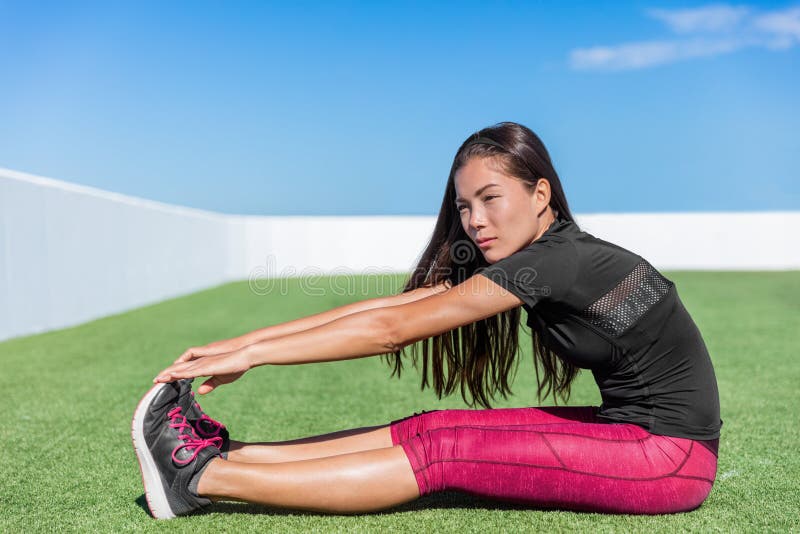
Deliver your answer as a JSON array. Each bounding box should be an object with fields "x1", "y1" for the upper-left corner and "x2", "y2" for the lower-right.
[{"x1": 457, "y1": 196, "x2": 497, "y2": 211}]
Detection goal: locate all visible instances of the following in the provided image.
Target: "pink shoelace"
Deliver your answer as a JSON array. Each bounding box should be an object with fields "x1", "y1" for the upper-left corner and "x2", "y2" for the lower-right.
[
  {"x1": 167, "y1": 406, "x2": 223, "y2": 466},
  {"x1": 190, "y1": 391, "x2": 227, "y2": 439}
]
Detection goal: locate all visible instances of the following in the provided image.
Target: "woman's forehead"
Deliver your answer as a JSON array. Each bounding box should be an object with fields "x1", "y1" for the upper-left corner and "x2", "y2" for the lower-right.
[{"x1": 454, "y1": 160, "x2": 520, "y2": 198}]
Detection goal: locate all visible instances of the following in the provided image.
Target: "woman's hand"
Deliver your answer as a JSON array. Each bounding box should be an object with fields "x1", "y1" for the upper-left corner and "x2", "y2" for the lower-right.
[
  {"x1": 173, "y1": 337, "x2": 250, "y2": 365},
  {"x1": 154, "y1": 347, "x2": 254, "y2": 394}
]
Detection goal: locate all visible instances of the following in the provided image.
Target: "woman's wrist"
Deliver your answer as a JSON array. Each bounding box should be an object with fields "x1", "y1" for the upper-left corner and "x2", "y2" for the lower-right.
[
  {"x1": 241, "y1": 340, "x2": 267, "y2": 368},
  {"x1": 235, "y1": 328, "x2": 275, "y2": 348}
]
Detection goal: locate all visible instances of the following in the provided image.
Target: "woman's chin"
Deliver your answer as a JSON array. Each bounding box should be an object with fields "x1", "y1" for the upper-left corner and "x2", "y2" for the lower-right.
[{"x1": 482, "y1": 251, "x2": 498, "y2": 263}]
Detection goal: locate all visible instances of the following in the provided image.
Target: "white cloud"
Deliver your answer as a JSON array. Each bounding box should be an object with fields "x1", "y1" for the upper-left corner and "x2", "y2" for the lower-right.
[
  {"x1": 570, "y1": 37, "x2": 751, "y2": 71},
  {"x1": 752, "y1": 6, "x2": 800, "y2": 48},
  {"x1": 570, "y1": 4, "x2": 800, "y2": 71},
  {"x1": 646, "y1": 4, "x2": 751, "y2": 33}
]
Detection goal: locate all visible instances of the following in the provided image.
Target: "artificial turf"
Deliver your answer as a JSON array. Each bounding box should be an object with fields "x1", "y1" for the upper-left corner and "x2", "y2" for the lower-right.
[{"x1": 1, "y1": 271, "x2": 798, "y2": 532}]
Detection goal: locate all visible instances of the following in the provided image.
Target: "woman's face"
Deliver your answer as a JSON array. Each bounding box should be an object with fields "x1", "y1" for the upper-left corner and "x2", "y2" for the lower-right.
[{"x1": 454, "y1": 156, "x2": 553, "y2": 264}]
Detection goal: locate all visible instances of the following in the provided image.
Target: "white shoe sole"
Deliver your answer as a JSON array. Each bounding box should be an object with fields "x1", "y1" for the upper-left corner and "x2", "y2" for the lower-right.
[{"x1": 131, "y1": 383, "x2": 176, "y2": 520}]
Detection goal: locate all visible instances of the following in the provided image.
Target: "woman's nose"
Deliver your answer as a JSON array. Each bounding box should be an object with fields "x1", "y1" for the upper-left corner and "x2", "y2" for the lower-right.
[{"x1": 470, "y1": 210, "x2": 486, "y2": 229}]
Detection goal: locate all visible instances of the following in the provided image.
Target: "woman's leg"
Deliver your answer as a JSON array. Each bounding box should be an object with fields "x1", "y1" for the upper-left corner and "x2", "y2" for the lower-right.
[
  {"x1": 390, "y1": 405, "x2": 599, "y2": 445},
  {"x1": 194, "y1": 406, "x2": 715, "y2": 514},
  {"x1": 228, "y1": 406, "x2": 595, "y2": 464},
  {"x1": 197, "y1": 445, "x2": 420, "y2": 514},
  {"x1": 226, "y1": 424, "x2": 393, "y2": 463},
  {"x1": 392, "y1": 413, "x2": 718, "y2": 514}
]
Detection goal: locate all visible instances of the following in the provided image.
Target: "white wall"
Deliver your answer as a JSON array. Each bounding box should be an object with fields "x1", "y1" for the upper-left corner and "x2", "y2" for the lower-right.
[
  {"x1": 573, "y1": 211, "x2": 800, "y2": 271},
  {"x1": 0, "y1": 168, "x2": 237, "y2": 343},
  {"x1": 2, "y1": 166, "x2": 798, "y2": 343}
]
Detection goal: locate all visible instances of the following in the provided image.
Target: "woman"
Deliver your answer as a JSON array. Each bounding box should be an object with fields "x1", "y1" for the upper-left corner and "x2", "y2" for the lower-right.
[{"x1": 133, "y1": 121, "x2": 722, "y2": 519}]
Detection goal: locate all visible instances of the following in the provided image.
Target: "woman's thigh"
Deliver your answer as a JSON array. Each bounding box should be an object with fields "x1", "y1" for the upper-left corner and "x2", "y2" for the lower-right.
[
  {"x1": 390, "y1": 405, "x2": 599, "y2": 445},
  {"x1": 392, "y1": 415, "x2": 717, "y2": 514}
]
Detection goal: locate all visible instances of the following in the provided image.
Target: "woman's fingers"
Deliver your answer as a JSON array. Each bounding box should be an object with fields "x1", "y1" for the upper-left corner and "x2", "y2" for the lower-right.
[
  {"x1": 197, "y1": 377, "x2": 220, "y2": 395},
  {"x1": 196, "y1": 371, "x2": 246, "y2": 395},
  {"x1": 154, "y1": 350, "x2": 251, "y2": 386},
  {"x1": 173, "y1": 349, "x2": 194, "y2": 364},
  {"x1": 173, "y1": 346, "x2": 212, "y2": 364},
  {"x1": 154, "y1": 361, "x2": 213, "y2": 382},
  {"x1": 153, "y1": 361, "x2": 192, "y2": 382},
  {"x1": 173, "y1": 341, "x2": 237, "y2": 364}
]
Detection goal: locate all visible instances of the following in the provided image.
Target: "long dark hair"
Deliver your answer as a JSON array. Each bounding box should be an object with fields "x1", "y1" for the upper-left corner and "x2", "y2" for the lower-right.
[{"x1": 380, "y1": 121, "x2": 580, "y2": 408}]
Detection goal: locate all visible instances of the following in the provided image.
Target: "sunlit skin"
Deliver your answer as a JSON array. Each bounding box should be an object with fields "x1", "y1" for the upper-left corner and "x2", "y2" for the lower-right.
[{"x1": 455, "y1": 156, "x2": 557, "y2": 264}]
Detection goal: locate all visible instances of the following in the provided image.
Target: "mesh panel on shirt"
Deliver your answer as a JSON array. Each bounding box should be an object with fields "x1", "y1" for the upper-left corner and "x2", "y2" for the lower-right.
[{"x1": 579, "y1": 259, "x2": 673, "y2": 337}]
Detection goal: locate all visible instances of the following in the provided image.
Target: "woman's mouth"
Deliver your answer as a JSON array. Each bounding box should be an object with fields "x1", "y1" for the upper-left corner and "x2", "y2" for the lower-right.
[{"x1": 477, "y1": 238, "x2": 496, "y2": 248}]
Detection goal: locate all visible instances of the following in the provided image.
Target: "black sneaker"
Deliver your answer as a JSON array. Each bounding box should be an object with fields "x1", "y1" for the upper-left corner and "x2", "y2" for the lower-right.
[
  {"x1": 175, "y1": 379, "x2": 230, "y2": 459},
  {"x1": 132, "y1": 382, "x2": 223, "y2": 519}
]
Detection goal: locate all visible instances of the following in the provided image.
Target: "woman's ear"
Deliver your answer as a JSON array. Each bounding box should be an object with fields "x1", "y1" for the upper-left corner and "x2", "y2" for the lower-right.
[{"x1": 531, "y1": 178, "x2": 552, "y2": 213}]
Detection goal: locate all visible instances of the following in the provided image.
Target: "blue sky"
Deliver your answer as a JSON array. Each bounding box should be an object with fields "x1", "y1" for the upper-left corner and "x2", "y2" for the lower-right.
[{"x1": 0, "y1": 1, "x2": 798, "y2": 215}]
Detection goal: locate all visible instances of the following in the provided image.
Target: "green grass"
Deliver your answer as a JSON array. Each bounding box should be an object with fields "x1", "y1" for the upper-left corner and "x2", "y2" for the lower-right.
[{"x1": 1, "y1": 271, "x2": 798, "y2": 532}]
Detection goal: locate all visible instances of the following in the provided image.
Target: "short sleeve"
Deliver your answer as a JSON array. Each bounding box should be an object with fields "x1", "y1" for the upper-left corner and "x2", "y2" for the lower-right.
[{"x1": 477, "y1": 238, "x2": 578, "y2": 309}]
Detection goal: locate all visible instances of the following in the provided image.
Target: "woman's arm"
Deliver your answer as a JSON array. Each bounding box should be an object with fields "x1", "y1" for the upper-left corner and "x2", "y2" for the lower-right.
[
  {"x1": 154, "y1": 275, "x2": 521, "y2": 391},
  {"x1": 174, "y1": 281, "x2": 452, "y2": 363},
  {"x1": 244, "y1": 275, "x2": 522, "y2": 366},
  {"x1": 237, "y1": 280, "x2": 453, "y2": 346}
]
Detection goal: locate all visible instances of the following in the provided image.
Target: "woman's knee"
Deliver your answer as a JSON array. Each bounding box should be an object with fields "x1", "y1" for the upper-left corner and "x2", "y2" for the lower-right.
[
  {"x1": 396, "y1": 426, "x2": 458, "y2": 495},
  {"x1": 389, "y1": 409, "x2": 446, "y2": 444}
]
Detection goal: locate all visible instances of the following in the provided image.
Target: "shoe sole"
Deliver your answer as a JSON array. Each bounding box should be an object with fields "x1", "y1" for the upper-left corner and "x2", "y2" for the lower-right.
[{"x1": 131, "y1": 383, "x2": 176, "y2": 520}]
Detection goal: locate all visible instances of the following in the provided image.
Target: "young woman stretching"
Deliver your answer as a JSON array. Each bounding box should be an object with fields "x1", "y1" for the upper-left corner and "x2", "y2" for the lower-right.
[{"x1": 133, "y1": 121, "x2": 722, "y2": 519}]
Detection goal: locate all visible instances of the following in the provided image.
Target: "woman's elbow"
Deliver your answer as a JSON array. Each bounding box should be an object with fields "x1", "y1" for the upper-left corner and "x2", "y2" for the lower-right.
[{"x1": 377, "y1": 308, "x2": 406, "y2": 353}]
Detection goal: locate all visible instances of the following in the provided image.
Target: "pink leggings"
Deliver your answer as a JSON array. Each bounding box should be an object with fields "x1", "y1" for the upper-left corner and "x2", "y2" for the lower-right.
[{"x1": 389, "y1": 406, "x2": 718, "y2": 514}]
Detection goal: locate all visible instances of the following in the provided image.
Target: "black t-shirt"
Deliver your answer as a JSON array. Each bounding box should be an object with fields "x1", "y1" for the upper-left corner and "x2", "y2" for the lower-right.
[{"x1": 477, "y1": 214, "x2": 722, "y2": 440}]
